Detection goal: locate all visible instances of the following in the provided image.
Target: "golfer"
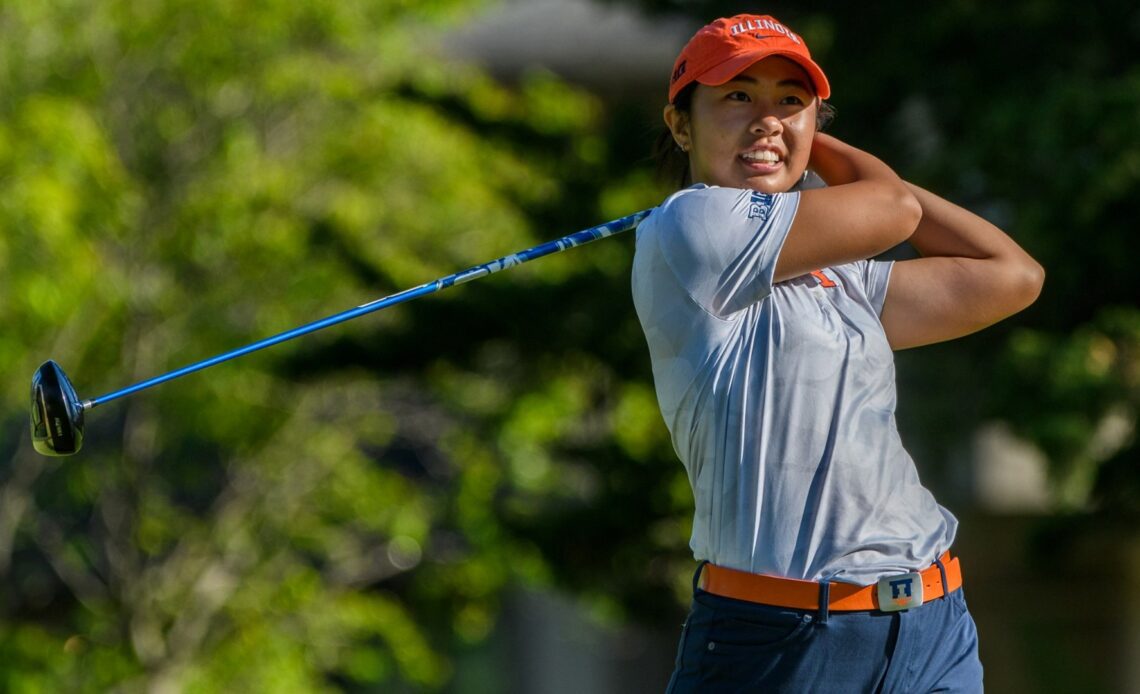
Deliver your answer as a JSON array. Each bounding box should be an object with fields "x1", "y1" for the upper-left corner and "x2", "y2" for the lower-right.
[{"x1": 632, "y1": 13, "x2": 1043, "y2": 692}]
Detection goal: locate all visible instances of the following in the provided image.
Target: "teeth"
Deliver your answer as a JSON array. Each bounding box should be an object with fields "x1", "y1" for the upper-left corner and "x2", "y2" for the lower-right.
[{"x1": 742, "y1": 150, "x2": 779, "y2": 163}]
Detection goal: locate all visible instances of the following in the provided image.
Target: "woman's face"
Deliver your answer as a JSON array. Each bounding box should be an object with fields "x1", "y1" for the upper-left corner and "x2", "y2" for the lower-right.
[{"x1": 665, "y1": 57, "x2": 819, "y2": 194}]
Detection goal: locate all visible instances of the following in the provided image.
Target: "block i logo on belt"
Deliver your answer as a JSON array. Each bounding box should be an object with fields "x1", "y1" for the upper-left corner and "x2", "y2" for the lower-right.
[{"x1": 876, "y1": 572, "x2": 924, "y2": 611}]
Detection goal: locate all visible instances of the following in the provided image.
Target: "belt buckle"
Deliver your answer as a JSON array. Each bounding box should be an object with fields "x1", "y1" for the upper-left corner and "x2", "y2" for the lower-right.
[{"x1": 876, "y1": 572, "x2": 923, "y2": 612}]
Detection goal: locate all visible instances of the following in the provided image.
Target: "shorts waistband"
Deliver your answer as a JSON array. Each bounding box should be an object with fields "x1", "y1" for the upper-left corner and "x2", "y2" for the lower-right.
[{"x1": 698, "y1": 552, "x2": 963, "y2": 612}]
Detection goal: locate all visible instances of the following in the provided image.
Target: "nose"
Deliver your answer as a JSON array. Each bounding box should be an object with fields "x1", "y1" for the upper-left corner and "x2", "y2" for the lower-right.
[{"x1": 751, "y1": 113, "x2": 783, "y2": 137}]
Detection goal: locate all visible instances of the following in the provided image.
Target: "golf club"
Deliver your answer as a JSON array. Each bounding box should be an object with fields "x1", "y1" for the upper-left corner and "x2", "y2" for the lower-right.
[{"x1": 30, "y1": 208, "x2": 654, "y2": 457}]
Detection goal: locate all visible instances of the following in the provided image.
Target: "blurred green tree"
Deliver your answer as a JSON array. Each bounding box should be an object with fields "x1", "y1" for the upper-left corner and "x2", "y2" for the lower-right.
[
  {"x1": 0, "y1": 0, "x2": 682, "y2": 690},
  {"x1": 4, "y1": 0, "x2": 1138, "y2": 690}
]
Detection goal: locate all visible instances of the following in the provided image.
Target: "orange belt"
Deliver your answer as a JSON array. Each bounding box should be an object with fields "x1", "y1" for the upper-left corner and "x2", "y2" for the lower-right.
[{"x1": 700, "y1": 552, "x2": 962, "y2": 612}]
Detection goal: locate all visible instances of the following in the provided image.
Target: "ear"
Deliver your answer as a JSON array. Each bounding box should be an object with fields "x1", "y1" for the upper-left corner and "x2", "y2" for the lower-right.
[{"x1": 663, "y1": 104, "x2": 691, "y2": 152}]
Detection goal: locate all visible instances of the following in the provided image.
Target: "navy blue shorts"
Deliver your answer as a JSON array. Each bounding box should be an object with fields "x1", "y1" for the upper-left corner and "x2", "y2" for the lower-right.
[{"x1": 666, "y1": 577, "x2": 983, "y2": 692}]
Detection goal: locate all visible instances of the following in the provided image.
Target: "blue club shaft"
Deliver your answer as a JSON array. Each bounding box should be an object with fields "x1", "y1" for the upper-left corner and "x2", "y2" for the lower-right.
[{"x1": 82, "y1": 209, "x2": 654, "y2": 410}]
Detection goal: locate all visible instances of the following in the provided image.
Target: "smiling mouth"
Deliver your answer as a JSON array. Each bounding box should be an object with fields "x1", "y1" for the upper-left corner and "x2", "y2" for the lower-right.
[{"x1": 740, "y1": 150, "x2": 781, "y2": 165}]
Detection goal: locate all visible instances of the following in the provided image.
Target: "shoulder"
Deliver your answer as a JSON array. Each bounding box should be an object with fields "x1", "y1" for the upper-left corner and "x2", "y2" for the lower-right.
[
  {"x1": 656, "y1": 184, "x2": 788, "y2": 218},
  {"x1": 647, "y1": 185, "x2": 797, "y2": 234}
]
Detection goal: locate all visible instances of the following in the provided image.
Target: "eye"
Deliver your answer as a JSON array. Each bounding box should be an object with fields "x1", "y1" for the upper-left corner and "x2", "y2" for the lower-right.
[
  {"x1": 780, "y1": 94, "x2": 806, "y2": 106},
  {"x1": 726, "y1": 90, "x2": 752, "y2": 102}
]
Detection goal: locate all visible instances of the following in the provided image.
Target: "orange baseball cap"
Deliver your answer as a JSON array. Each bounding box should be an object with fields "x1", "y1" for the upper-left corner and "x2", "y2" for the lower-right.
[{"x1": 669, "y1": 14, "x2": 831, "y2": 103}]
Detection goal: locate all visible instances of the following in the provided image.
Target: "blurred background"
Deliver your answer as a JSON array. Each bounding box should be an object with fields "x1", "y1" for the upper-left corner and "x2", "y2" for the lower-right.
[{"x1": 1, "y1": 0, "x2": 1137, "y2": 691}]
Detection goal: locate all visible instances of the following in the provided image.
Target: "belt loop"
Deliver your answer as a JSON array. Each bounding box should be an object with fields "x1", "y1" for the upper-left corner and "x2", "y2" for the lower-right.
[
  {"x1": 693, "y1": 560, "x2": 710, "y2": 594},
  {"x1": 817, "y1": 580, "x2": 830, "y2": 624},
  {"x1": 934, "y1": 555, "x2": 949, "y2": 595}
]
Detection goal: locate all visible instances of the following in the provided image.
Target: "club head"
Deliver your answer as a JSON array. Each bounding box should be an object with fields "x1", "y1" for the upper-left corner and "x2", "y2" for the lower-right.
[{"x1": 30, "y1": 360, "x2": 85, "y2": 456}]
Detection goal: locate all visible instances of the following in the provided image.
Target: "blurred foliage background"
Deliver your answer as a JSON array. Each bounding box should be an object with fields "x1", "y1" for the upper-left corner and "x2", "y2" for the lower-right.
[{"x1": 0, "y1": 0, "x2": 1137, "y2": 691}]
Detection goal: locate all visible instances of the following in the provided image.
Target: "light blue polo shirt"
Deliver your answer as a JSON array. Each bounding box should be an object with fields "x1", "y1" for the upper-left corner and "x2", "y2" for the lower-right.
[{"x1": 631, "y1": 184, "x2": 956, "y2": 585}]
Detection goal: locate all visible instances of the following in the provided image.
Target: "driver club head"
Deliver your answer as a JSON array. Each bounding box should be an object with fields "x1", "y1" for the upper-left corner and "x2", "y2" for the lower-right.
[{"x1": 30, "y1": 360, "x2": 85, "y2": 456}]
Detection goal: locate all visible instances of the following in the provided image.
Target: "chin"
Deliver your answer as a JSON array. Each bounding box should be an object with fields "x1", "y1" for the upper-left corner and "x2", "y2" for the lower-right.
[{"x1": 744, "y1": 179, "x2": 794, "y2": 195}]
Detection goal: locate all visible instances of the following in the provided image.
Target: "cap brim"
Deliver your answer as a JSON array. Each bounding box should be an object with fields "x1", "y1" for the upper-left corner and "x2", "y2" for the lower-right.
[{"x1": 696, "y1": 50, "x2": 831, "y2": 100}]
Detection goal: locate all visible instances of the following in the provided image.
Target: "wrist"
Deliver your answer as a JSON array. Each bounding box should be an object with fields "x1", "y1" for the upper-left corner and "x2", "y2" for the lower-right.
[{"x1": 808, "y1": 133, "x2": 856, "y2": 185}]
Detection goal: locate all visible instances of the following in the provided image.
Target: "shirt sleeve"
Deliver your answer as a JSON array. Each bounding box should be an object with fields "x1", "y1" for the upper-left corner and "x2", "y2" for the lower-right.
[
  {"x1": 861, "y1": 258, "x2": 895, "y2": 315},
  {"x1": 654, "y1": 186, "x2": 799, "y2": 317}
]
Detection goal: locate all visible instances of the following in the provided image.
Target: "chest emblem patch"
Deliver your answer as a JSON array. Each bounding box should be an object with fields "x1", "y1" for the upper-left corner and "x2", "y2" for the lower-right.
[{"x1": 810, "y1": 269, "x2": 838, "y2": 288}]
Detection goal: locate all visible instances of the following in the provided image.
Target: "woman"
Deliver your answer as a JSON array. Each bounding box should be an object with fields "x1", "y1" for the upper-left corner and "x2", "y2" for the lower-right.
[{"x1": 631, "y1": 13, "x2": 1044, "y2": 693}]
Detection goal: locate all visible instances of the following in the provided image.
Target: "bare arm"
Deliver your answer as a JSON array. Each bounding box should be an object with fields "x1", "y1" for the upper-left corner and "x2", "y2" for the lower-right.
[
  {"x1": 774, "y1": 133, "x2": 921, "y2": 283},
  {"x1": 880, "y1": 183, "x2": 1045, "y2": 350}
]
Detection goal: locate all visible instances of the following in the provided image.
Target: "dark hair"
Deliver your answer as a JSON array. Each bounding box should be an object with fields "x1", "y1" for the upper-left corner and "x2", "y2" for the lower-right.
[
  {"x1": 653, "y1": 84, "x2": 698, "y2": 190},
  {"x1": 652, "y1": 84, "x2": 837, "y2": 190}
]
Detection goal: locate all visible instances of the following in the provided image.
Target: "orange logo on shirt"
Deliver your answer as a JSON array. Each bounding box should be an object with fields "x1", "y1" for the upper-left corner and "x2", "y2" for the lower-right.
[{"x1": 810, "y1": 270, "x2": 837, "y2": 288}]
